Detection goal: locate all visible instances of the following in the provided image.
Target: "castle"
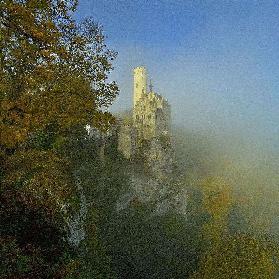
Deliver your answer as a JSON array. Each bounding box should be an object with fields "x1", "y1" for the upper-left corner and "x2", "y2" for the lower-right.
[
  {"x1": 118, "y1": 66, "x2": 171, "y2": 161},
  {"x1": 133, "y1": 67, "x2": 171, "y2": 140}
]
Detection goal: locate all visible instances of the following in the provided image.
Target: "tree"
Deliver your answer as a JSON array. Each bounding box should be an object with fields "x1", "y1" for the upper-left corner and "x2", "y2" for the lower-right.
[
  {"x1": 0, "y1": 0, "x2": 118, "y2": 278},
  {"x1": 0, "y1": 0, "x2": 118, "y2": 150},
  {"x1": 191, "y1": 234, "x2": 277, "y2": 279},
  {"x1": 191, "y1": 177, "x2": 278, "y2": 279},
  {"x1": 199, "y1": 177, "x2": 232, "y2": 244}
]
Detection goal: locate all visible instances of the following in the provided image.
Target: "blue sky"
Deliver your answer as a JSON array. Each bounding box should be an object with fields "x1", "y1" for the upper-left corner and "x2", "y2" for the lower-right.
[{"x1": 75, "y1": 0, "x2": 279, "y2": 157}]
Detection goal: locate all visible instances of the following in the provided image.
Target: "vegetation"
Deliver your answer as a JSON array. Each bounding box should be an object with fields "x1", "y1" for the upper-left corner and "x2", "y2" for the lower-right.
[
  {"x1": 191, "y1": 177, "x2": 278, "y2": 279},
  {"x1": 1, "y1": 1, "x2": 278, "y2": 279},
  {"x1": 0, "y1": 0, "x2": 117, "y2": 278}
]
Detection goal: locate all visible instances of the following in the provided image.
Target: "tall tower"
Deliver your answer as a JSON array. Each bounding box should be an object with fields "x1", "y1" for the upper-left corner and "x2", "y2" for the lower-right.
[{"x1": 133, "y1": 66, "x2": 147, "y2": 107}]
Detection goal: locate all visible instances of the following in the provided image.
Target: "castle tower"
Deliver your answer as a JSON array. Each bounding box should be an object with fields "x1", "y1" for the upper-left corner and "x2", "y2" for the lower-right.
[{"x1": 133, "y1": 66, "x2": 147, "y2": 107}]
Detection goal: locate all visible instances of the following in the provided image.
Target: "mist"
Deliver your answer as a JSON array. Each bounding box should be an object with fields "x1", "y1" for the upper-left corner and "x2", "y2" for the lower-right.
[
  {"x1": 3, "y1": 1, "x2": 279, "y2": 278},
  {"x1": 76, "y1": 0, "x2": 279, "y2": 156},
  {"x1": 107, "y1": 26, "x2": 279, "y2": 240},
  {"x1": 76, "y1": 0, "x2": 279, "y2": 274},
  {"x1": 108, "y1": 38, "x2": 279, "y2": 203}
]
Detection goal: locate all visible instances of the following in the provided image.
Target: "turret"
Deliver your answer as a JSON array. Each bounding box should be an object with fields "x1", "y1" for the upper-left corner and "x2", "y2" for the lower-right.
[{"x1": 133, "y1": 66, "x2": 147, "y2": 107}]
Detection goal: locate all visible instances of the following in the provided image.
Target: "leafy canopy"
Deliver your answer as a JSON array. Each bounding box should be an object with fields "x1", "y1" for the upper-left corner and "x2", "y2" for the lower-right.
[
  {"x1": 0, "y1": 0, "x2": 118, "y2": 149},
  {"x1": 0, "y1": 0, "x2": 119, "y2": 278}
]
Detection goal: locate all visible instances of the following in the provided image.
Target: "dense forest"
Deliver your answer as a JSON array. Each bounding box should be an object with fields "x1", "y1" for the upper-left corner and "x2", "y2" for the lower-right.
[{"x1": 1, "y1": 1, "x2": 279, "y2": 278}]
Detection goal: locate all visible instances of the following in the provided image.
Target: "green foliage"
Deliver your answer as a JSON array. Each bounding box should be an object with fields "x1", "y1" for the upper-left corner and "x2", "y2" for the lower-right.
[
  {"x1": 61, "y1": 128, "x2": 128, "y2": 278},
  {"x1": 0, "y1": 239, "x2": 31, "y2": 276},
  {"x1": 61, "y1": 128, "x2": 208, "y2": 279},
  {"x1": 104, "y1": 200, "x2": 204, "y2": 279},
  {"x1": 192, "y1": 234, "x2": 277, "y2": 279},
  {"x1": 0, "y1": 0, "x2": 118, "y2": 277},
  {"x1": 189, "y1": 176, "x2": 279, "y2": 279},
  {"x1": 0, "y1": 190, "x2": 75, "y2": 279},
  {"x1": 1, "y1": 0, "x2": 277, "y2": 277}
]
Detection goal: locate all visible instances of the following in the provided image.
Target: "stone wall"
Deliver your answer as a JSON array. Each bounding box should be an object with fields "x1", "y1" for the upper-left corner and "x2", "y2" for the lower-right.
[
  {"x1": 117, "y1": 66, "x2": 173, "y2": 177},
  {"x1": 133, "y1": 91, "x2": 170, "y2": 141}
]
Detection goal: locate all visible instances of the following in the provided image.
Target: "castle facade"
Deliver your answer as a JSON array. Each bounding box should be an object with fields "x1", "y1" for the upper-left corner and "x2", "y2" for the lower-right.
[
  {"x1": 133, "y1": 67, "x2": 171, "y2": 141},
  {"x1": 118, "y1": 66, "x2": 171, "y2": 160}
]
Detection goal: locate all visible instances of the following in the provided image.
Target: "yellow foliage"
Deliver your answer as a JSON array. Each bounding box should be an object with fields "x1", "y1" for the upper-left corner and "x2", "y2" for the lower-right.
[
  {"x1": 199, "y1": 177, "x2": 233, "y2": 244},
  {"x1": 3, "y1": 149, "x2": 75, "y2": 213},
  {"x1": 0, "y1": 0, "x2": 118, "y2": 212},
  {"x1": 192, "y1": 234, "x2": 276, "y2": 279},
  {"x1": 201, "y1": 177, "x2": 232, "y2": 217}
]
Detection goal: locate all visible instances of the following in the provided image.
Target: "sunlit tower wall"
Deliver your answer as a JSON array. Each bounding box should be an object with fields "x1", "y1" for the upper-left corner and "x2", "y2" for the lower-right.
[{"x1": 133, "y1": 66, "x2": 147, "y2": 107}]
